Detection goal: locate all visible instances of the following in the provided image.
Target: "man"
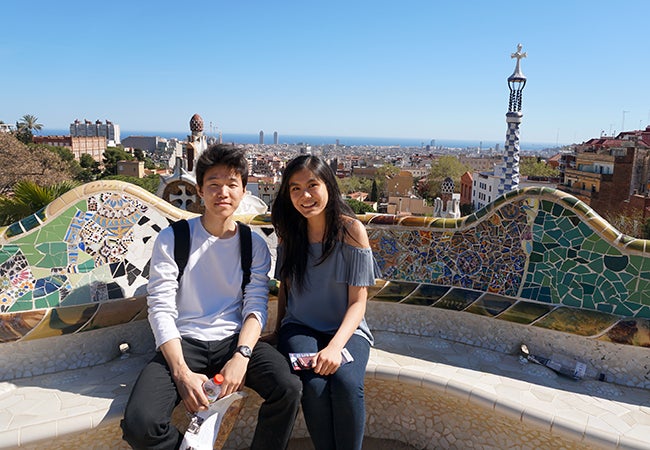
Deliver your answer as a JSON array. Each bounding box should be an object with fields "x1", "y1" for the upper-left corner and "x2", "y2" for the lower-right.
[{"x1": 121, "y1": 144, "x2": 301, "y2": 450}]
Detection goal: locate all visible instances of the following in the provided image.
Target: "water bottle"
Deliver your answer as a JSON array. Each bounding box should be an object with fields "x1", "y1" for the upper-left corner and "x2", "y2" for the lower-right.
[{"x1": 203, "y1": 373, "x2": 224, "y2": 403}]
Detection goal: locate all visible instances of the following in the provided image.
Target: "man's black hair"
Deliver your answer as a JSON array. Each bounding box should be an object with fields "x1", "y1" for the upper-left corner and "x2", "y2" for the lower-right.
[{"x1": 195, "y1": 144, "x2": 249, "y2": 188}]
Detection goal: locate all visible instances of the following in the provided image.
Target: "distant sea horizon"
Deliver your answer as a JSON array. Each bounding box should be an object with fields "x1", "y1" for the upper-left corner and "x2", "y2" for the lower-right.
[{"x1": 41, "y1": 129, "x2": 561, "y2": 152}]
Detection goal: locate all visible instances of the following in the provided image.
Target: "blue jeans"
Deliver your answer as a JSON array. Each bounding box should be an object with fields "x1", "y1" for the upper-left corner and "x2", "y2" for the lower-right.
[
  {"x1": 279, "y1": 323, "x2": 370, "y2": 450},
  {"x1": 121, "y1": 334, "x2": 302, "y2": 450}
]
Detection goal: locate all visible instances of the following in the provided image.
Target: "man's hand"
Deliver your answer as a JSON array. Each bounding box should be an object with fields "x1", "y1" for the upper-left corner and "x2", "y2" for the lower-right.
[
  {"x1": 219, "y1": 354, "x2": 249, "y2": 397},
  {"x1": 173, "y1": 367, "x2": 210, "y2": 413}
]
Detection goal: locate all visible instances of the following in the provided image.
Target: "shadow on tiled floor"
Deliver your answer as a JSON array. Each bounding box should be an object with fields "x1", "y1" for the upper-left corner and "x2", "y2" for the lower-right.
[{"x1": 288, "y1": 437, "x2": 417, "y2": 449}]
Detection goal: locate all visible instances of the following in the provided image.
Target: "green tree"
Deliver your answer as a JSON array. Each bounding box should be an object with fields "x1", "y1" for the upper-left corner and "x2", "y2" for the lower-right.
[
  {"x1": 337, "y1": 176, "x2": 372, "y2": 195},
  {"x1": 0, "y1": 180, "x2": 79, "y2": 226},
  {"x1": 77, "y1": 153, "x2": 101, "y2": 182},
  {"x1": 370, "y1": 179, "x2": 379, "y2": 202},
  {"x1": 345, "y1": 198, "x2": 375, "y2": 214},
  {"x1": 102, "y1": 146, "x2": 134, "y2": 177},
  {"x1": 79, "y1": 153, "x2": 97, "y2": 168},
  {"x1": 15, "y1": 114, "x2": 43, "y2": 144},
  {"x1": 423, "y1": 156, "x2": 470, "y2": 199},
  {"x1": 520, "y1": 156, "x2": 560, "y2": 178},
  {"x1": 133, "y1": 148, "x2": 146, "y2": 161},
  {"x1": 374, "y1": 164, "x2": 401, "y2": 197},
  {"x1": 103, "y1": 174, "x2": 160, "y2": 194}
]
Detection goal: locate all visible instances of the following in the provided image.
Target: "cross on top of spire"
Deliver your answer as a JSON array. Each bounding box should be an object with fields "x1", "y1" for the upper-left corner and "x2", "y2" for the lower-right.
[{"x1": 509, "y1": 43, "x2": 527, "y2": 81}]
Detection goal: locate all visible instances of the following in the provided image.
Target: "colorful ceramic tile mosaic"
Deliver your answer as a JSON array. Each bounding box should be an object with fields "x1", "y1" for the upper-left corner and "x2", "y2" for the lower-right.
[{"x1": 1, "y1": 182, "x2": 650, "y2": 348}]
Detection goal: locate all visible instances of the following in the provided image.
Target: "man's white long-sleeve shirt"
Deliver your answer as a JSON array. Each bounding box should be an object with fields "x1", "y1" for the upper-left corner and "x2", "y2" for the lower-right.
[{"x1": 147, "y1": 217, "x2": 270, "y2": 349}]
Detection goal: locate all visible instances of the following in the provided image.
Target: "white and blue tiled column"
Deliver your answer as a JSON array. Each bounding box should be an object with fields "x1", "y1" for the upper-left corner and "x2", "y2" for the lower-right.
[{"x1": 498, "y1": 112, "x2": 522, "y2": 196}]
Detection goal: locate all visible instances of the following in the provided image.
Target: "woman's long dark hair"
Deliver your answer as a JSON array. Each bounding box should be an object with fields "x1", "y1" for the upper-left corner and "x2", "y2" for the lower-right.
[{"x1": 271, "y1": 155, "x2": 355, "y2": 290}]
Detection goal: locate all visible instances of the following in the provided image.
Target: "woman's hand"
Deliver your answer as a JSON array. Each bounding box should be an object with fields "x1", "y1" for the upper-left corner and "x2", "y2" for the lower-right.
[{"x1": 313, "y1": 345, "x2": 343, "y2": 376}]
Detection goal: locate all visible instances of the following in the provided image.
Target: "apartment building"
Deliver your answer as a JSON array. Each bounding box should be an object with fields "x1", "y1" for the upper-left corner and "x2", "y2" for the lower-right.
[
  {"x1": 33, "y1": 135, "x2": 106, "y2": 162},
  {"x1": 558, "y1": 127, "x2": 650, "y2": 216}
]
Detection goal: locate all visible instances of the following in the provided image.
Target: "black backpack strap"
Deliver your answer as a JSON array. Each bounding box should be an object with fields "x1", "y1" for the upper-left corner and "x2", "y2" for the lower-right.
[
  {"x1": 237, "y1": 221, "x2": 252, "y2": 293},
  {"x1": 170, "y1": 219, "x2": 190, "y2": 282}
]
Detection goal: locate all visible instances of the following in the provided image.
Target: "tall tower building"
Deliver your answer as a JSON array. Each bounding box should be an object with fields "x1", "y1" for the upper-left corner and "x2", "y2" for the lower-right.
[
  {"x1": 186, "y1": 113, "x2": 207, "y2": 172},
  {"x1": 498, "y1": 44, "x2": 527, "y2": 195},
  {"x1": 259, "y1": 130, "x2": 264, "y2": 145},
  {"x1": 273, "y1": 131, "x2": 278, "y2": 145}
]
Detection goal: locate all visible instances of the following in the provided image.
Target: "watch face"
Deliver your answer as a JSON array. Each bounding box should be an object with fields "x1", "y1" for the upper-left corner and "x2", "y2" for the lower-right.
[{"x1": 237, "y1": 345, "x2": 252, "y2": 358}]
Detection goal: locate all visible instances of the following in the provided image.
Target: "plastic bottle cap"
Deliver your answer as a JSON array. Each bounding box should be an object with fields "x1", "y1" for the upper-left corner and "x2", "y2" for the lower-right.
[{"x1": 213, "y1": 373, "x2": 224, "y2": 384}]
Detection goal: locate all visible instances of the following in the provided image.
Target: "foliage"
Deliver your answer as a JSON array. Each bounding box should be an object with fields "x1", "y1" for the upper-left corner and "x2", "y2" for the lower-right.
[
  {"x1": 0, "y1": 180, "x2": 79, "y2": 226},
  {"x1": 602, "y1": 210, "x2": 650, "y2": 239},
  {"x1": 45, "y1": 144, "x2": 76, "y2": 162},
  {"x1": 337, "y1": 176, "x2": 373, "y2": 195},
  {"x1": 370, "y1": 179, "x2": 379, "y2": 202},
  {"x1": 520, "y1": 156, "x2": 560, "y2": 177},
  {"x1": 345, "y1": 198, "x2": 375, "y2": 214},
  {"x1": 102, "y1": 146, "x2": 134, "y2": 177},
  {"x1": 422, "y1": 155, "x2": 471, "y2": 199},
  {"x1": 76, "y1": 153, "x2": 102, "y2": 182},
  {"x1": 375, "y1": 164, "x2": 400, "y2": 179},
  {"x1": 0, "y1": 133, "x2": 74, "y2": 193},
  {"x1": 373, "y1": 163, "x2": 401, "y2": 196},
  {"x1": 15, "y1": 114, "x2": 43, "y2": 144},
  {"x1": 103, "y1": 173, "x2": 161, "y2": 194}
]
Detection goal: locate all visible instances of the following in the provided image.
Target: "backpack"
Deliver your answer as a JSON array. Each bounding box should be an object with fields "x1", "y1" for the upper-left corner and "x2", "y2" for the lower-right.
[{"x1": 170, "y1": 219, "x2": 252, "y2": 293}]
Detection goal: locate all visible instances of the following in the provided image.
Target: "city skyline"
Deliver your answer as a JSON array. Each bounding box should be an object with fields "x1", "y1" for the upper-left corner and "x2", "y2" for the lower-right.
[{"x1": 2, "y1": 1, "x2": 649, "y2": 146}]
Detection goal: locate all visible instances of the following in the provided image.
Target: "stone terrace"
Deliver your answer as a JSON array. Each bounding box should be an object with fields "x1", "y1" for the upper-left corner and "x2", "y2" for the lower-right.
[{"x1": 0, "y1": 181, "x2": 649, "y2": 449}]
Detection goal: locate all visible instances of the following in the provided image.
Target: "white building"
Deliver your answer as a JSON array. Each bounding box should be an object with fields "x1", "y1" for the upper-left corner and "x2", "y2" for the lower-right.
[
  {"x1": 472, "y1": 171, "x2": 501, "y2": 211},
  {"x1": 70, "y1": 119, "x2": 121, "y2": 146}
]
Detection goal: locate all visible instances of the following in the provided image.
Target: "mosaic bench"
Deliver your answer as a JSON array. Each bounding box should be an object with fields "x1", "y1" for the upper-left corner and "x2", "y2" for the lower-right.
[{"x1": 1, "y1": 181, "x2": 650, "y2": 449}]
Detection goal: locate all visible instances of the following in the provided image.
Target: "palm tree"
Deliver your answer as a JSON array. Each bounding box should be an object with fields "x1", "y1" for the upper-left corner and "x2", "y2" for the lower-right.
[
  {"x1": 0, "y1": 180, "x2": 79, "y2": 226},
  {"x1": 17, "y1": 114, "x2": 43, "y2": 134},
  {"x1": 15, "y1": 114, "x2": 43, "y2": 144}
]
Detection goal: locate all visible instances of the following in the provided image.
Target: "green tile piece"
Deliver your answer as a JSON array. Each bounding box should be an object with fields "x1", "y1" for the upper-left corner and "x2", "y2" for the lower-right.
[
  {"x1": 77, "y1": 259, "x2": 96, "y2": 273},
  {"x1": 587, "y1": 259, "x2": 604, "y2": 273},
  {"x1": 74, "y1": 199, "x2": 89, "y2": 212},
  {"x1": 540, "y1": 200, "x2": 554, "y2": 213},
  {"x1": 533, "y1": 307, "x2": 619, "y2": 336},
  {"x1": 373, "y1": 281, "x2": 419, "y2": 302},
  {"x1": 625, "y1": 278, "x2": 639, "y2": 294},
  {"x1": 35, "y1": 242, "x2": 68, "y2": 268},
  {"x1": 560, "y1": 259, "x2": 578, "y2": 272},
  {"x1": 465, "y1": 293, "x2": 516, "y2": 317},
  {"x1": 40, "y1": 209, "x2": 80, "y2": 242},
  {"x1": 19, "y1": 213, "x2": 42, "y2": 234},
  {"x1": 497, "y1": 301, "x2": 554, "y2": 324},
  {"x1": 628, "y1": 256, "x2": 643, "y2": 275},
  {"x1": 614, "y1": 303, "x2": 636, "y2": 317},
  {"x1": 0, "y1": 245, "x2": 20, "y2": 265},
  {"x1": 402, "y1": 284, "x2": 450, "y2": 306},
  {"x1": 577, "y1": 222, "x2": 594, "y2": 239},
  {"x1": 432, "y1": 288, "x2": 482, "y2": 311},
  {"x1": 35, "y1": 298, "x2": 49, "y2": 309},
  {"x1": 45, "y1": 291, "x2": 62, "y2": 308},
  {"x1": 592, "y1": 239, "x2": 612, "y2": 255}
]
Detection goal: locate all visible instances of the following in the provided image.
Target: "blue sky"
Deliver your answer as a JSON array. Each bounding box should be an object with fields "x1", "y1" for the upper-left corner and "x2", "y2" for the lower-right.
[{"x1": 1, "y1": 1, "x2": 649, "y2": 145}]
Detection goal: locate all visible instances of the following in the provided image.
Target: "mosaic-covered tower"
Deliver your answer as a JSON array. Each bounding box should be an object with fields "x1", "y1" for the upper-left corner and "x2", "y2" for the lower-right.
[
  {"x1": 187, "y1": 113, "x2": 208, "y2": 172},
  {"x1": 498, "y1": 44, "x2": 527, "y2": 195}
]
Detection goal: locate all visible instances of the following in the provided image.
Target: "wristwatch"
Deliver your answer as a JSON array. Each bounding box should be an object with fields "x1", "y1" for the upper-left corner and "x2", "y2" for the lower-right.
[{"x1": 235, "y1": 345, "x2": 252, "y2": 358}]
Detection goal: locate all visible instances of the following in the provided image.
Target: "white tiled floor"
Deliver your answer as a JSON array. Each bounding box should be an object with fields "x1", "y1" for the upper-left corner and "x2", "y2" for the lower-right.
[{"x1": 1, "y1": 328, "x2": 650, "y2": 449}]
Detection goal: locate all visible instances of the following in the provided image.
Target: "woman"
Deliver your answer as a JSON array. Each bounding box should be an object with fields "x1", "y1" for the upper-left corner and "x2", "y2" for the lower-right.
[{"x1": 271, "y1": 154, "x2": 380, "y2": 450}]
